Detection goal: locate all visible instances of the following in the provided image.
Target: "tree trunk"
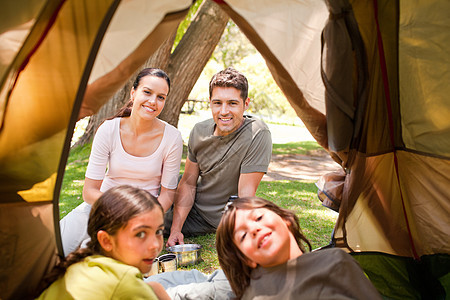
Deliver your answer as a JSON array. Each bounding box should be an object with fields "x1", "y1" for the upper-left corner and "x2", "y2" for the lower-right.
[
  {"x1": 161, "y1": 0, "x2": 229, "y2": 126},
  {"x1": 74, "y1": 0, "x2": 228, "y2": 147}
]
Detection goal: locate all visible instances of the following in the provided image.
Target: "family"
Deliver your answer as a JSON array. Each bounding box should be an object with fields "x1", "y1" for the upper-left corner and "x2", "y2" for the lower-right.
[{"x1": 38, "y1": 68, "x2": 382, "y2": 299}]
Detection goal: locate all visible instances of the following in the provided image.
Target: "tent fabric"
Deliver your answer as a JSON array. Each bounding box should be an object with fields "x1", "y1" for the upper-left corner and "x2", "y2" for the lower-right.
[
  {"x1": 319, "y1": 0, "x2": 450, "y2": 295},
  {"x1": 321, "y1": 0, "x2": 369, "y2": 155},
  {"x1": 352, "y1": 253, "x2": 450, "y2": 299},
  {"x1": 0, "y1": 203, "x2": 58, "y2": 299},
  {"x1": 0, "y1": 0, "x2": 449, "y2": 299},
  {"x1": 224, "y1": 0, "x2": 328, "y2": 115},
  {"x1": 399, "y1": 0, "x2": 450, "y2": 157},
  {"x1": 80, "y1": 0, "x2": 192, "y2": 119},
  {"x1": 329, "y1": 0, "x2": 450, "y2": 257},
  {"x1": 0, "y1": 1, "x2": 189, "y2": 299},
  {"x1": 217, "y1": 0, "x2": 330, "y2": 149}
]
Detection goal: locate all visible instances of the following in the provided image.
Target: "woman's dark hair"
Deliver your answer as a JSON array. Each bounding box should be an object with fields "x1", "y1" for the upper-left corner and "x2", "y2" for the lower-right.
[
  {"x1": 37, "y1": 185, "x2": 162, "y2": 294},
  {"x1": 109, "y1": 68, "x2": 170, "y2": 119},
  {"x1": 216, "y1": 197, "x2": 311, "y2": 299}
]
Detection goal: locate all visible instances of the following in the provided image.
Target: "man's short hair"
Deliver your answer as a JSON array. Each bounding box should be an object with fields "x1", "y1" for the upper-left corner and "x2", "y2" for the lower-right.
[{"x1": 209, "y1": 67, "x2": 248, "y2": 100}]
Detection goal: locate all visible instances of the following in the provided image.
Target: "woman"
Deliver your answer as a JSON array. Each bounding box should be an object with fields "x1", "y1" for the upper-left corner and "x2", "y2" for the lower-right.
[{"x1": 60, "y1": 68, "x2": 183, "y2": 256}]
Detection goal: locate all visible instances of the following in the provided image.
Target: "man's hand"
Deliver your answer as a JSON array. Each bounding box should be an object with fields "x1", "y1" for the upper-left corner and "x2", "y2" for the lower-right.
[{"x1": 166, "y1": 231, "x2": 184, "y2": 247}]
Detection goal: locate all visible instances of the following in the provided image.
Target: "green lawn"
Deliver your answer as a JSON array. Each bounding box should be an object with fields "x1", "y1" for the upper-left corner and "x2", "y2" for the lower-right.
[{"x1": 59, "y1": 141, "x2": 337, "y2": 274}]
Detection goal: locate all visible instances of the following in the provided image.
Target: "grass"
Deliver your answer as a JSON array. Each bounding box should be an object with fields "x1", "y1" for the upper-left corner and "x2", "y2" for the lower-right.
[
  {"x1": 271, "y1": 141, "x2": 322, "y2": 155},
  {"x1": 59, "y1": 141, "x2": 337, "y2": 274},
  {"x1": 59, "y1": 143, "x2": 91, "y2": 218}
]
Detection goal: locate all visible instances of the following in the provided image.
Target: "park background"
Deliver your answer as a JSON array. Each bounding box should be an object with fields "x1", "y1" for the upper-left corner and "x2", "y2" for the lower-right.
[{"x1": 62, "y1": 5, "x2": 342, "y2": 273}]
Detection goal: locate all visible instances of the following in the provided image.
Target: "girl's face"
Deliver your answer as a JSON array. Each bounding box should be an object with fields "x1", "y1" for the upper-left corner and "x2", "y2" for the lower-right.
[
  {"x1": 233, "y1": 208, "x2": 302, "y2": 268},
  {"x1": 130, "y1": 75, "x2": 168, "y2": 121},
  {"x1": 107, "y1": 207, "x2": 164, "y2": 274}
]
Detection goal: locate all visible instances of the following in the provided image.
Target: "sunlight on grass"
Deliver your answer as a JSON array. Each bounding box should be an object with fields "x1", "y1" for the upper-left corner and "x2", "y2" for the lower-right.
[
  {"x1": 59, "y1": 143, "x2": 91, "y2": 218},
  {"x1": 272, "y1": 141, "x2": 321, "y2": 155}
]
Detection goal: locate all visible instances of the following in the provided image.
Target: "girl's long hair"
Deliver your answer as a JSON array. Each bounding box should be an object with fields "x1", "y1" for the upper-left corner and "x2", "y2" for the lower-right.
[
  {"x1": 216, "y1": 197, "x2": 311, "y2": 299},
  {"x1": 37, "y1": 185, "x2": 162, "y2": 295},
  {"x1": 108, "y1": 68, "x2": 170, "y2": 119}
]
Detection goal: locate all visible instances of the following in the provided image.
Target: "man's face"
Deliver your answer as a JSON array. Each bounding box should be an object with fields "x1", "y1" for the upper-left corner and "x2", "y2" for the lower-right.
[{"x1": 210, "y1": 87, "x2": 250, "y2": 136}]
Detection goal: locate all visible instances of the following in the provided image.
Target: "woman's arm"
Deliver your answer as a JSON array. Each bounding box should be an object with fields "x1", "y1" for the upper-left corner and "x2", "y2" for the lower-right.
[
  {"x1": 157, "y1": 186, "x2": 176, "y2": 212},
  {"x1": 83, "y1": 120, "x2": 113, "y2": 205},
  {"x1": 82, "y1": 177, "x2": 103, "y2": 205}
]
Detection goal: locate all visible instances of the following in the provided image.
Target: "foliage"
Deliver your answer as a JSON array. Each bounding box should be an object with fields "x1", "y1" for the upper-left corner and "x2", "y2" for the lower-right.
[
  {"x1": 212, "y1": 21, "x2": 255, "y2": 68},
  {"x1": 173, "y1": 0, "x2": 203, "y2": 51},
  {"x1": 59, "y1": 140, "x2": 336, "y2": 274}
]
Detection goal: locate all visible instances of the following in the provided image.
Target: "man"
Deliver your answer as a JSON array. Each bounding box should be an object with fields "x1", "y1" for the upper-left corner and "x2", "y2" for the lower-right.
[{"x1": 165, "y1": 67, "x2": 272, "y2": 246}]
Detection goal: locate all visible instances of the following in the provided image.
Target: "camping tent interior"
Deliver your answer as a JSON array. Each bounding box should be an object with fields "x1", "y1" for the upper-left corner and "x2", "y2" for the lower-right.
[{"x1": 0, "y1": 0, "x2": 448, "y2": 299}]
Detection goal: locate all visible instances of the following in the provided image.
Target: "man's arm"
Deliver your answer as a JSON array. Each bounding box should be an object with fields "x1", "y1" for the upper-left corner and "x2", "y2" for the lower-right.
[
  {"x1": 238, "y1": 124, "x2": 272, "y2": 197},
  {"x1": 238, "y1": 172, "x2": 265, "y2": 197},
  {"x1": 166, "y1": 157, "x2": 200, "y2": 247}
]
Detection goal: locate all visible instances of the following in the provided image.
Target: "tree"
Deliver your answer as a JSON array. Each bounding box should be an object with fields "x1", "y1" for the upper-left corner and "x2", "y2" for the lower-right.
[
  {"x1": 212, "y1": 21, "x2": 255, "y2": 68},
  {"x1": 161, "y1": 0, "x2": 228, "y2": 126},
  {"x1": 75, "y1": 0, "x2": 228, "y2": 146}
]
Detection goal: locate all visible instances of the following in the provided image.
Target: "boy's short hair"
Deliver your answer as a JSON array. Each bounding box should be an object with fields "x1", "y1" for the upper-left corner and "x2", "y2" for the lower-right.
[{"x1": 209, "y1": 67, "x2": 248, "y2": 100}]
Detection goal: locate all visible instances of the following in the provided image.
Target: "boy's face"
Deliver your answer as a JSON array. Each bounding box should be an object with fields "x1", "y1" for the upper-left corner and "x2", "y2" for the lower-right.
[
  {"x1": 233, "y1": 208, "x2": 302, "y2": 268},
  {"x1": 106, "y1": 208, "x2": 164, "y2": 274},
  {"x1": 210, "y1": 87, "x2": 250, "y2": 136}
]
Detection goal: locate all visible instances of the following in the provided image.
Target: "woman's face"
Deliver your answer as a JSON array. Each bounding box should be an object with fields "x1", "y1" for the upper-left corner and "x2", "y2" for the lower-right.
[
  {"x1": 130, "y1": 75, "x2": 169, "y2": 121},
  {"x1": 107, "y1": 207, "x2": 164, "y2": 274},
  {"x1": 233, "y1": 208, "x2": 302, "y2": 268}
]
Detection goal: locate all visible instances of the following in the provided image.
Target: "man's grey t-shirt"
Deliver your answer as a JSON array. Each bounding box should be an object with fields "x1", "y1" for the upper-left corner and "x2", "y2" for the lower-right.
[{"x1": 188, "y1": 115, "x2": 272, "y2": 227}]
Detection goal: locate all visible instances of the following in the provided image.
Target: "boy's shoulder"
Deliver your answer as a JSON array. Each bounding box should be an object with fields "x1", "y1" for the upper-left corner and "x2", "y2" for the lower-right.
[{"x1": 306, "y1": 247, "x2": 350, "y2": 260}]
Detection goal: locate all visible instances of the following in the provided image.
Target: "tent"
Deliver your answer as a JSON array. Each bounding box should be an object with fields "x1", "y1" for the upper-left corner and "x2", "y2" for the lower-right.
[{"x1": 0, "y1": 0, "x2": 448, "y2": 299}]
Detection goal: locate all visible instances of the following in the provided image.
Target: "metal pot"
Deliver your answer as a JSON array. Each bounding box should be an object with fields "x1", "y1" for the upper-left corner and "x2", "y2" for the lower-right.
[
  {"x1": 166, "y1": 244, "x2": 202, "y2": 266},
  {"x1": 158, "y1": 253, "x2": 177, "y2": 272},
  {"x1": 144, "y1": 258, "x2": 159, "y2": 277}
]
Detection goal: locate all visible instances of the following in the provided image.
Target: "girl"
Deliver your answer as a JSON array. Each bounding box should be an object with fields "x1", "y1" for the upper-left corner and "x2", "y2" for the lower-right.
[
  {"x1": 216, "y1": 197, "x2": 382, "y2": 299},
  {"x1": 60, "y1": 67, "x2": 183, "y2": 255},
  {"x1": 38, "y1": 185, "x2": 169, "y2": 299}
]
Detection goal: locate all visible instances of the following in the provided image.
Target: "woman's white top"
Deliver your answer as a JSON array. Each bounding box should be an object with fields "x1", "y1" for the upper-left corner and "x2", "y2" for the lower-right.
[{"x1": 85, "y1": 118, "x2": 183, "y2": 197}]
